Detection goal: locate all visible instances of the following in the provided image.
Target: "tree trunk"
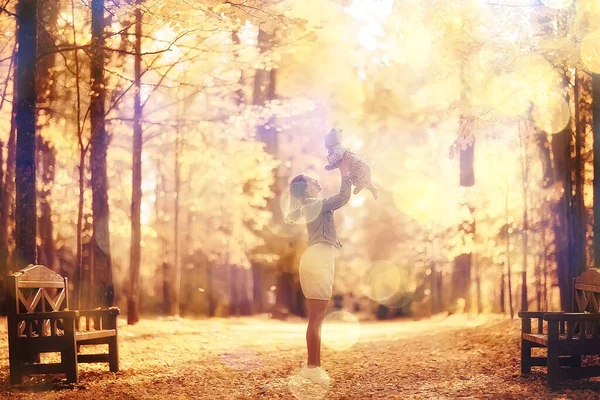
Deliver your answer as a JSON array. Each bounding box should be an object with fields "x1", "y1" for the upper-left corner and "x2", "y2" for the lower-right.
[
  {"x1": 171, "y1": 96, "x2": 181, "y2": 317},
  {"x1": 252, "y1": 262, "x2": 264, "y2": 313},
  {"x1": 252, "y1": 28, "x2": 280, "y2": 313},
  {"x1": 475, "y1": 258, "x2": 482, "y2": 314},
  {"x1": 451, "y1": 113, "x2": 474, "y2": 312},
  {"x1": 36, "y1": 0, "x2": 59, "y2": 108},
  {"x1": 536, "y1": 130, "x2": 554, "y2": 188},
  {"x1": 37, "y1": 138, "x2": 55, "y2": 270},
  {"x1": 450, "y1": 253, "x2": 471, "y2": 310},
  {"x1": 550, "y1": 71, "x2": 573, "y2": 312},
  {"x1": 499, "y1": 271, "x2": 505, "y2": 314},
  {"x1": 128, "y1": 2, "x2": 143, "y2": 325},
  {"x1": 70, "y1": 0, "x2": 87, "y2": 310},
  {"x1": 535, "y1": 241, "x2": 542, "y2": 311},
  {"x1": 572, "y1": 71, "x2": 586, "y2": 278},
  {"x1": 552, "y1": 123, "x2": 571, "y2": 312},
  {"x1": 230, "y1": 264, "x2": 239, "y2": 315},
  {"x1": 34, "y1": 1, "x2": 60, "y2": 273},
  {"x1": 75, "y1": 151, "x2": 85, "y2": 309},
  {"x1": 519, "y1": 120, "x2": 529, "y2": 312},
  {"x1": 206, "y1": 263, "x2": 214, "y2": 316},
  {"x1": 239, "y1": 267, "x2": 253, "y2": 316},
  {"x1": 250, "y1": 29, "x2": 270, "y2": 315},
  {"x1": 551, "y1": 70, "x2": 577, "y2": 312},
  {"x1": 162, "y1": 262, "x2": 173, "y2": 314},
  {"x1": 232, "y1": 30, "x2": 245, "y2": 106},
  {"x1": 15, "y1": 0, "x2": 38, "y2": 269},
  {"x1": 35, "y1": 0, "x2": 59, "y2": 268},
  {"x1": 81, "y1": 217, "x2": 93, "y2": 308},
  {"x1": 90, "y1": 0, "x2": 113, "y2": 307},
  {"x1": 542, "y1": 213, "x2": 548, "y2": 311},
  {"x1": 506, "y1": 185, "x2": 514, "y2": 319},
  {"x1": 0, "y1": 69, "x2": 16, "y2": 315},
  {"x1": 593, "y1": 73, "x2": 600, "y2": 266},
  {"x1": 0, "y1": 141, "x2": 4, "y2": 314},
  {"x1": 429, "y1": 261, "x2": 442, "y2": 314}
]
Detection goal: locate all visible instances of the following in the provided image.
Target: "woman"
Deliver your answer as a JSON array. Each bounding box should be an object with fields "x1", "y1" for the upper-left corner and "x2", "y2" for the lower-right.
[{"x1": 285, "y1": 154, "x2": 352, "y2": 384}]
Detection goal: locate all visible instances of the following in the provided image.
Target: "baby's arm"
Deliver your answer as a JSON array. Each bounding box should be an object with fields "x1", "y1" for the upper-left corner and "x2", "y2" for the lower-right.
[{"x1": 325, "y1": 146, "x2": 346, "y2": 171}]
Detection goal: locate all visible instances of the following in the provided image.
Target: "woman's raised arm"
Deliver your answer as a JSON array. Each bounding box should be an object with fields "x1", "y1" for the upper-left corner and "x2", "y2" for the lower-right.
[{"x1": 321, "y1": 154, "x2": 352, "y2": 212}]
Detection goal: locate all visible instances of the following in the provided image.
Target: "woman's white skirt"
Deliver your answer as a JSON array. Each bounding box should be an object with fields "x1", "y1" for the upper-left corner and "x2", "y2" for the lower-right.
[{"x1": 299, "y1": 242, "x2": 335, "y2": 300}]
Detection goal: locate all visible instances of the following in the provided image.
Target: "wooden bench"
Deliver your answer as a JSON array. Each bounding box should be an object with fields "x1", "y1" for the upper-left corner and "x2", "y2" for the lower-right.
[
  {"x1": 518, "y1": 268, "x2": 600, "y2": 389},
  {"x1": 6, "y1": 264, "x2": 120, "y2": 384}
]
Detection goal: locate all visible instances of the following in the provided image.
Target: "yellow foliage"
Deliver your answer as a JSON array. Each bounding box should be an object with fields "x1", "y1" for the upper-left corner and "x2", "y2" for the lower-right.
[{"x1": 580, "y1": 30, "x2": 600, "y2": 73}]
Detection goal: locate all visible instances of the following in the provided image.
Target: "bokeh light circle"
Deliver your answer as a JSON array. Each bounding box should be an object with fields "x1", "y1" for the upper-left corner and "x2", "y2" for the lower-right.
[
  {"x1": 580, "y1": 31, "x2": 600, "y2": 74},
  {"x1": 359, "y1": 260, "x2": 408, "y2": 305},
  {"x1": 515, "y1": 54, "x2": 556, "y2": 106},
  {"x1": 541, "y1": 0, "x2": 574, "y2": 9},
  {"x1": 579, "y1": 0, "x2": 600, "y2": 14},
  {"x1": 532, "y1": 93, "x2": 570, "y2": 134},
  {"x1": 321, "y1": 311, "x2": 361, "y2": 351},
  {"x1": 219, "y1": 347, "x2": 263, "y2": 371},
  {"x1": 478, "y1": 45, "x2": 507, "y2": 73},
  {"x1": 287, "y1": 370, "x2": 330, "y2": 400},
  {"x1": 390, "y1": 177, "x2": 460, "y2": 228},
  {"x1": 489, "y1": 73, "x2": 529, "y2": 116}
]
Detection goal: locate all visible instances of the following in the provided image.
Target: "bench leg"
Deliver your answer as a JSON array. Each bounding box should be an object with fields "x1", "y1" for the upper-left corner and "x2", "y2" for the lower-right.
[
  {"x1": 521, "y1": 339, "x2": 532, "y2": 374},
  {"x1": 547, "y1": 343, "x2": 559, "y2": 389},
  {"x1": 108, "y1": 336, "x2": 119, "y2": 373},
  {"x1": 62, "y1": 343, "x2": 79, "y2": 383},
  {"x1": 9, "y1": 356, "x2": 23, "y2": 384}
]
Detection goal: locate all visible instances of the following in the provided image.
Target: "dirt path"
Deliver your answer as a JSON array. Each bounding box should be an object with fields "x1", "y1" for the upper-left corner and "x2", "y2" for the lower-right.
[{"x1": 0, "y1": 314, "x2": 599, "y2": 399}]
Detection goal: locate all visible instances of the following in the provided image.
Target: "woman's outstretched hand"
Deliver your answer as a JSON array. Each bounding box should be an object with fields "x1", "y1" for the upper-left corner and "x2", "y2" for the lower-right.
[{"x1": 338, "y1": 153, "x2": 351, "y2": 177}]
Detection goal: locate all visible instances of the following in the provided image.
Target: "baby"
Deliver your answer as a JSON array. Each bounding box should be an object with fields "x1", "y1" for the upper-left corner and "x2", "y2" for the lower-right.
[{"x1": 324, "y1": 128, "x2": 379, "y2": 200}]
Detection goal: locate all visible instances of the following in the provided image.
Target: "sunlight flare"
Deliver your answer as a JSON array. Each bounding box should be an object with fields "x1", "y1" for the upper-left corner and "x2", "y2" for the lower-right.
[{"x1": 321, "y1": 311, "x2": 361, "y2": 351}]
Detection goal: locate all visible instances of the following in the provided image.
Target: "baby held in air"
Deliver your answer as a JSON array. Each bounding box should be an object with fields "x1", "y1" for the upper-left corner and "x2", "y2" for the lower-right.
[{"x1": 324, "y1": 128, "x2": 379, "y2": 200}]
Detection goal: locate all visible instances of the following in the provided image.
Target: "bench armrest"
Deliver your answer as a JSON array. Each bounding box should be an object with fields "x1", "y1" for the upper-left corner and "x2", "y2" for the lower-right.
[
  {"x1": 16, "y1": 310, "x2": 78, "y2": 321},
  {"x1": 518, "y1": 311, "x2": 546, "y2": 318},
  {"x1": 543, "y1": 312, "x2": 600, "y2": 321},
  {"x1": 519, "y1": 311, "x2": 548, "y2": 334}
]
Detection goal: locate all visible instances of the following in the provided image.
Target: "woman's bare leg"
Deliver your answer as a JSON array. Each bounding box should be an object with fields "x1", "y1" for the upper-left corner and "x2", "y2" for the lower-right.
[{"x1": 306, "y1": 298, "x2": 329, "y2": 367}]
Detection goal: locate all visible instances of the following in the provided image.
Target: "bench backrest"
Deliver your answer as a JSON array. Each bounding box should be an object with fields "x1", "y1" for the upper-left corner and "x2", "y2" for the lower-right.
[
  {"x1": 574, "y1": 268, "x2": 600, "y2": 313},
  {"x1": 6, "y1": 264, "x2": 69, "y2": 317}
]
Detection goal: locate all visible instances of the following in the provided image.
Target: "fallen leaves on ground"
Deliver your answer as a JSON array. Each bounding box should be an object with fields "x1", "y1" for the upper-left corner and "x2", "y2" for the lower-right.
[{"x1": 0, "y1": 313, "x2": 599, "y2": 399}]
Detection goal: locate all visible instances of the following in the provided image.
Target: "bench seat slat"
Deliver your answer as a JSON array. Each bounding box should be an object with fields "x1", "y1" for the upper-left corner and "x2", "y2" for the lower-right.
[
  {"x1": 523, "y1": 332, "x2": 600, "y2": 344},
  {"x1": 75, "y1": 329, "x2": 117, "y2": 342},
  {"x1": 523, "y1": 333, "x2": 548, "y2": 346}
]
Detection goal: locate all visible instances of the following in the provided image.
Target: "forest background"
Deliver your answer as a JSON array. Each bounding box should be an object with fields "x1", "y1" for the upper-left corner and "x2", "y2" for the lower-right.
[{"x1": 0, "y1": 0, "x2": 599, "y2": 325}]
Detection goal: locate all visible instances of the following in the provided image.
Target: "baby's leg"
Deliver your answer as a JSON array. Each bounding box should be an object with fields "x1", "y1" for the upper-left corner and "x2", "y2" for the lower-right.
[
  {"x1": 353, "y1": 185, "x2": 364, "y2": 195},
  {"x1": 366, "y1": 182, "x2": 379, "y2": 200}
]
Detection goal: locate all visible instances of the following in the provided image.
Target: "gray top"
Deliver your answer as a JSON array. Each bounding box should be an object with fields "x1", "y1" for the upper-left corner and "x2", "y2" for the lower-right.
[{"x1": 301, "y1": 176, "x2": 352, "y2": 249}]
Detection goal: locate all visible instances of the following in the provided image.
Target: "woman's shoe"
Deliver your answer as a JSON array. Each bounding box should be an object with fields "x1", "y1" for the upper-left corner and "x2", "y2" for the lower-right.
[{"x1": 299, "y1": 364, "x2": 331, "y2": 384}]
